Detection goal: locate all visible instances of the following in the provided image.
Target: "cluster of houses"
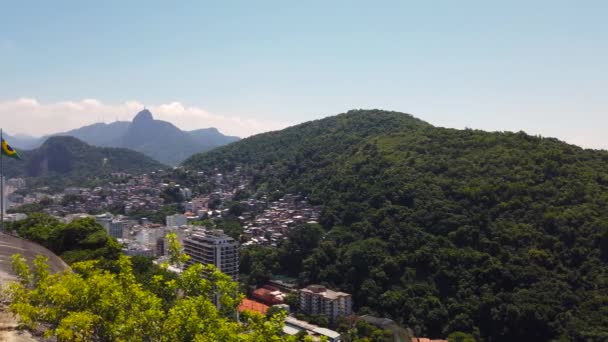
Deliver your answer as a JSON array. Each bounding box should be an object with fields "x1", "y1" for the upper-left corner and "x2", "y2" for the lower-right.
[
  {"x1": 4, "y1": 172, "x2": 169, "y2": 216},
  {"x1": 238, "y1": 281, "x2": 439, "y2": 342},
  {"x1": 240, "y1": 194, "x2": 322, "y2": 247},
  {"x1": 237, "y1": 280, "x2": 351, "y2": 341}
]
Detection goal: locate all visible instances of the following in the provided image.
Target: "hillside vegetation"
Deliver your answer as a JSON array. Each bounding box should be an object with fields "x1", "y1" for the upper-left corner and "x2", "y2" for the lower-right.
[
  {"x1": 184, "y1": 109, "x2": 608, "y2": 341},
  {"x1": 3, "y1": 136, "x2": 165, "y2": 190},
  {"x1": 7, "y1": 213, "x2": 121, "y2": 264}
]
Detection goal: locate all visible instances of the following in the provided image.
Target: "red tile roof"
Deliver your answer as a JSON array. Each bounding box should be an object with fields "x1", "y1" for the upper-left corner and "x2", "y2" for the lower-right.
[
  {"x1": 252, "y1": 287, "x2": 285, "y2": 305},
  {"x1": 238, "y1": 299, "x2": 269, "y2": 315},
  {"x1": 411, "y1": 338, "x2": 448, "y2": 342}
]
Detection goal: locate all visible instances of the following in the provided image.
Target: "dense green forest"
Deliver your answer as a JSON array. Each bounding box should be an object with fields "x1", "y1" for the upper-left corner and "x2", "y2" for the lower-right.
[
  {"x1": 3, "y1": 135, "x2": 166, "y2": 190},
  {"x1": 184, "y1": 110, "x2": 608, "y2": 341}
]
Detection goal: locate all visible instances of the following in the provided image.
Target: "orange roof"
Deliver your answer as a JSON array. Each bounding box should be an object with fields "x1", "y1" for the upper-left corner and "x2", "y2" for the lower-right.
[
  {"x1": 411, "y1": 338, "x2": 448, "y2": 342},
  {"x1": 238, "y1": 299, "x2": 269, "y2": 315}
]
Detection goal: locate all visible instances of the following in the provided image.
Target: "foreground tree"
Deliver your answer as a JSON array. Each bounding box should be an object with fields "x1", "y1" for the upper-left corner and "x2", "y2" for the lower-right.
[
  {"x1": 3, "y1": 253, "x2": 307, "y2": 341},
  {"x1": 5, "y1": 254, "x2": 164, "y2": 341}
]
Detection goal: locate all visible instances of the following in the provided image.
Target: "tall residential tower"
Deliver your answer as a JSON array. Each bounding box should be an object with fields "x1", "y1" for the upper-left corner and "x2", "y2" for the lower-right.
[{"x1": 183, "y1": 229, "x2": 239, "y2": 279}]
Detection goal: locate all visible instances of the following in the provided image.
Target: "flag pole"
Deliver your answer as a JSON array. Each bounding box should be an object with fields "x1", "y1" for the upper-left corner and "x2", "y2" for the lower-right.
[{"x1": 1, "y1": 128, "x2": 4, "y2": 232}]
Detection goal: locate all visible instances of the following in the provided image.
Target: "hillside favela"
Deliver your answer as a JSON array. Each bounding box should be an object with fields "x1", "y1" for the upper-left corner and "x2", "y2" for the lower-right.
[{"x1": 1, "y1": 2, "x2": 607, "y2": 342}]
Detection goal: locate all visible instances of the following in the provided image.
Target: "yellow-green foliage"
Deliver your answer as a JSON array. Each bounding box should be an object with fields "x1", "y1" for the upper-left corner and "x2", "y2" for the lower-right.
[{"x1": 4, "y1": 253, "x2": 298, "y2": 342}]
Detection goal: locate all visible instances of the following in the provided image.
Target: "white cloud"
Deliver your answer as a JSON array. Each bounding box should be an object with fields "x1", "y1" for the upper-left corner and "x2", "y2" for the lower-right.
[{"x1": 0, "y1": 97, "x2": 292, "y2": 138}]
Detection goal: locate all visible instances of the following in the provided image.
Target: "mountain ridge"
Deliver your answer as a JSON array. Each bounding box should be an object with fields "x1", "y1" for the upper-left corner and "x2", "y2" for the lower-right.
[
  {"x1": 4, "y1": 109, "x2": 240, "y2": 165},
  {"x1": 122, "y1": 110, "x2": 195, "y2": 162},
  {"x1": 60, "y1": 121, "x2": 131, "y2": 147}
]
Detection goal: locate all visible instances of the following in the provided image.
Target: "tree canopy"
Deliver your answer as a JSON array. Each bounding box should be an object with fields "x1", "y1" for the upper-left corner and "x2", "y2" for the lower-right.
[
  {"x1": 185, "y1": 109, "x2": 608, "y2": 340},
  {"x1": 7, "y1": 213, "x2": 121, "y2": 264},
  {"x1": 3, "y1": 230, "x2": 322, "y2": 341},
  {"x1": 4, "y1": 254, "x2": 299, "y2": 342}
]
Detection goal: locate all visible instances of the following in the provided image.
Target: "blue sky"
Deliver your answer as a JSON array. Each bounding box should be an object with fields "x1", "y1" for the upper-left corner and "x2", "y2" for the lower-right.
[{"x1": 1, "y1": 0, "x2": 606, "y2": 148}]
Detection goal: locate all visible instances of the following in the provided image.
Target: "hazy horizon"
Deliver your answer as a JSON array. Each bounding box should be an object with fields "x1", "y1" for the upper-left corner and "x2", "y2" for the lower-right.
[{"x1": 3, "y1": 104, "x2": 607, "y2": 152}]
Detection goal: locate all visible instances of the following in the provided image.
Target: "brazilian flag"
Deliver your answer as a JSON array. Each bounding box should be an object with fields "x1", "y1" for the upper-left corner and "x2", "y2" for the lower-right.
[{"x1": 1, "y1": 138, "x2": 21, "y2": 160}]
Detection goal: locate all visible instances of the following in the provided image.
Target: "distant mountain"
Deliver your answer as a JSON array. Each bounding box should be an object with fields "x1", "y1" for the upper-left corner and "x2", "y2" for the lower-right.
[
  {"x1": 3, "y1": 132, "x2": 43, "y2": 150},
  {"x1": 118, "y1": 109, "x2": 239, "y2": 165},
  {"x1": 59, "y1": 121, "x2": 131, "y2": 147},
  {"x1": 5, "y1": 109, "x2": 239, "y2": 165},
  {"x1": 183, "y1": 109, "x2": 608, "y2": 340},
  {"x1": 188, "y1": 127, "x2": 240, "y2": 147},
  {"x1": 3, "y1": 136, "x2": 165, "y2": 189},
  {"x1": 120, "y1": 109, "x2": 203, "y2": 165}
]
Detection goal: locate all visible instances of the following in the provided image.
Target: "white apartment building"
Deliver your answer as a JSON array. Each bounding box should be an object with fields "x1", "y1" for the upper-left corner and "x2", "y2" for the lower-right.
[
  {"x1": 166, "y1": 213, "x2": 187, "y2": 227},
  {"x1": 183, "y1": 229, "x2": 239, "y2": 279},
  {"x1": 95, "y1": 213, "x2": 113, "y2": 230},
  {"x1": 299, "y1": 285, "x2": 353, "y2": 321}
]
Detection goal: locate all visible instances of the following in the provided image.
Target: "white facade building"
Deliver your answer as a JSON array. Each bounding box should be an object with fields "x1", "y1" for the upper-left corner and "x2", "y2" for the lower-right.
[
  {"x1": 299, "y1": 285, "x2": 353, "y2": 321},
  {"x1": 183, "y1": 230, "x2": 239, "y2": 279},
  {"x1": 166, "y1": 214, "x2": 187, "y2": 227},
  {"x1": 95, "y1": 213, "x2": 113, "y2": 230}
]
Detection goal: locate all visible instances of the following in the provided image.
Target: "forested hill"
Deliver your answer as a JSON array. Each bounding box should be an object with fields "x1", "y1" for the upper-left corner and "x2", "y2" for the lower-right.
[
  {"x1": 184, "y1": 109, "x2": 608, "y2": 341},
  {"x1": 184, "y1": 109, "x2": 432, "y2": 173},
  {"x1": 3, "y1": 136, "x2": 165, "y2": 189}
]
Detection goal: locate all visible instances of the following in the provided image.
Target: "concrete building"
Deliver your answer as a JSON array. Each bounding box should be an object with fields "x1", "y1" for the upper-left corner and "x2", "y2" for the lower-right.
[
  {"x1": 64, "y1": 213, "x2": 93, "y2": 223},
  {"x1": 156, "y1": 237, "x2": 165, "y2": 256},
  {"x1": 252, "y1": 285, "x2": 286, "y2": 305},
  {"x1": 6, "y1": 178, "x2": 26, "y2": 189},
  {"x1": 123, "y1": 245, "x2": 155, "y2": 257},
  {"x1": 183, "y1": 229, "x2": 239, "y2": 279},
  {"x1": 166, "y1": 213, "x2": 187, "y2": 227},
  {"x1": 4, "y1": 213, "x2": 27, "y2": 222},
  {"x1": 299, "y1": 285, "x2": 353, "y2": 321},
  {"x1": 95, "y1": 213, "x2": 113, "y2": 230},
  {"x1": 108, "y1": 220, "x2": 125, "y2": 239},
  {"x1": 283, "y1": 316, "x2": 341, "y2": 342},
  {"x1": 180, "y1": 187, "x2": 192, "y2": 200}
]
